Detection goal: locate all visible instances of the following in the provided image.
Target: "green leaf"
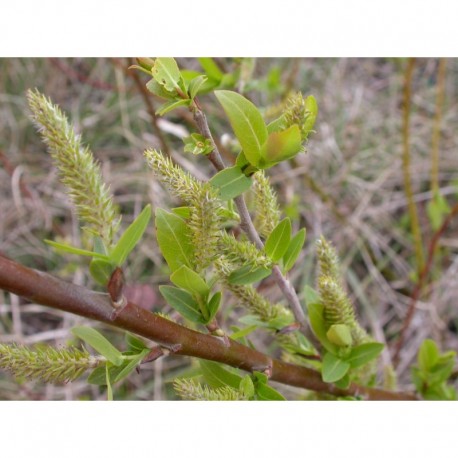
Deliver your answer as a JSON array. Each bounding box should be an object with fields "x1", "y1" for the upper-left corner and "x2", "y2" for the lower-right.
[
  {"x1": 326, "y1": 324, "x2": 353, "y2": 347},
  {"x1": 200, "y1": 361, "x2": 242, "y2": 389},
  {"x1": 227, "y1": 265, "x2": 272, "y2": 285},
  {"x1": 230, "y1": 325, "x2": 258, "y2": 341},
  {"x1": 206, "y1": 291, "x2": 222, "y2": 323},
  {"x1": 45, "y1": 240, "x2": 109, "y2": 259},
  {"x1": 209, "y1": 166, "x2": 253, "y2": 200},
  {"x1": 88, "y1": 364, "x2": 122, "y2": 385},
  {"x1": 155, "y1": 209, "x2": 193, "y2": 272},
  {"x1": 418, "y1": 339, "x2": 440, "y2": 373},
  {"x1": 89, "y1": 258, "x2": 114, "y2": 285},
  {"x1": 125, "y1": 333, "x2": 148, "y2": 352},
  {"x1": 171, "y1": 206, "x2": 191, "y2": 219},
  {"x1": 239, "y1": 375, "x2": 255, "y2": 399},
  {"x1": 198, "y1": 58, "x2": 224, "y2": 82},
  {"x1": 183, "y1": 133, "x2": 213, "y2": 156},
  {"x1": 188, "y1": 75, "x2": 208, "y2": 99},
  {"x1": 146, "y1": 78, "x2": 177, "y2": 99},
  {"x1": 215, "y1": 90, "x2": 267, "y2": 166},
  {"x1": 259, "y1": 125, "x2": 303, "y2": 168},
  {"x1": 303, "y1": 285, "x2": 320, "y2": 305},
  {"x1": 106, "y1": 363, "x2": 113, "y2": 400},
  {"x1": 151, "y1": 58, "x2": 183, "y2": 93},
  {"x1": 302, "y1": 95, "x2": 318, "y2": 138},
  {"x1": 71, "y1": 326, "x2": 123, "y2": 366},
  {"x1": 109, "y1": 205, "x2": 151, "y2": 267},
  {"x1": 159, "y1": 286, "x2": 205, "y2": 324},
  {"x1": 170, "y1": 265, "x2": 210, "y2": 298},
  {"x1": 427, "y1": 191, "x2": 450, "y2": 231},
  {"x1": 333, "y1": 373, "x2": 351, "y2": 389},
  {"x1": 308, "y1": 302, "x2": 337, "y2": 353},
  {"x1": 113, "y1": 349, "x2": 149, "y2": 383},
  {"x1": 265, "y1": 218, "x2": 292, "y2": 262},
  {"x1": 267, "y1": 115, "x2": 286, "y2": 134},
  {"x1": 252, "y1": 372, "x2": 285, "y2": 400},
  {"x1": 155, "y1": 99, "x2": 191, "y2": 116},
  {"x1": 238, "y1": 313, "x2": 293, "y2": 331},
  {"x1": 346, "y1": 342, "x2": 384, "y2": 368},
  {"x1": 282, "y1": 228, "x2": 306, "y2": 272},
  {"x1": 322, "y1": 353, "x2": 350, "y2": 383}
]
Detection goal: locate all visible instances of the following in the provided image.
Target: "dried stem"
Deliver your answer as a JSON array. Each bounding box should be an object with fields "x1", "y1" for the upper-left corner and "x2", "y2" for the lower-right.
[
  {"x1": 402, "y1": 58, "x2": 425, "y2": 273},
  {"x1": 393, "y1": 201, "x2": 458, "y2": 366},
  {"x1": 0, "y1": 253, "x2": 416, "y2": 400},
  {"x1": 431, "y1": 58, "x2": 447, "y2": 195}
]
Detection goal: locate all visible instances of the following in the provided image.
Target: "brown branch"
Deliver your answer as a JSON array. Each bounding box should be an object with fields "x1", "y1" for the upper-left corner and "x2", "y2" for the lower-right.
[
  {"x1": 393, "y1": 201, "x2": 458, "y2": 366},
  {"x1": 0, "y1": 254, "x2": 416, "y2": 400}
]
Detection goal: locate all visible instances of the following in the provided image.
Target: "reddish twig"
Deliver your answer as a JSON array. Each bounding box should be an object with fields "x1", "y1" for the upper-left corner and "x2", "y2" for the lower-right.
[
  {"x1": 393, "y1": 201, "x2": 458, "y2": 366},
  {"x1": 48, "y1": 58, "x2": 114, "y2": 91},
  {"x1": 0, "y1": 253, "x2": 416, "y2": 400}
]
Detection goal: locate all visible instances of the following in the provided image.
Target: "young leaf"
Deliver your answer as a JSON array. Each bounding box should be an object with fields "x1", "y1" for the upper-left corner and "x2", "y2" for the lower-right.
[
  {"x1": 215, "y1": 90, "x2": 267, "y2": 166},
  {"x1": 418, "y1": 339, "x2": 440, "y2": 373},
  {"x1": 88, "y1": 363, "x2": 123, "y2": 385},
  {"x1": 156, "y1": 99, "x2": 191, "y2": 116},
  {"x1": 200, "y1": 360, "x2": 242, "y2": 389},
  {"x1": 155, "y1": 209, "x2": 193, "y2": 272},
  {"x1": 198, "y1": 58, "x2": 224, "y2": 82},
  {"x1": 89, "y1": 258, "x2": 114, "y2": 285},
  {"x1": 45, "y1": 240, "x2": 109, "y2": 259},
  {"x1": 227, "y1": 265, "x2": 272, "y2": 285},
  {"x1": 106, "y1": 363, "x2": 113, "y2": 401},
  {"x1": 113, "y1": 348, "x2": 150, "y2": 383},
  {"x1": 239, "y1": 375, "x2": 255, "y2": 399},
  {"x1": 333, "y1": 373, "x2": 351, "y2": 390},
  {"x1": 170, "y1": 265, "x2": 210, "y2": 298},
  {"x1": 265, "y1": 218, "x2": 292, "y2": 262},
  {"x1": 171, "y1": 206, "x2": 191, "y2": 219},
  {"x1": 346, "y1": 342, "x2": 384, "y2": 369},
  {"x1": 125, "y1": 333, "x2": 148, "y2": 352},
  {"x1": 159, "y1": 286, "x2": 205, "y2": 324},
  {"x1": 303, "y1": 95, "x2": 318, "y2": 137},
  {"x1": 326, "y1": 324, "x2": 353, "y2": 347},
  {"x1": 209, "y1": 165, "x2": 253, "y2": 200},
  {"x1": 308, "y1": 302, "x2": 337, "y2": 353},
  {"x1": 282, "y1": 228, "x2": 306, "y2": 272},
  {"x1": 151, "y1": 58, "x2": 183, "y2": 93},
  {"x1": 206, "y1": 291, "x2": 222, "y2": 323},
  {"x1": 252, "y1": 372, "x2": 285, "y2": 400},
  {"x1": 146, "y1": 78, "x2": 177, "y2": 99},
  {"x1": 259, "y1": 125, "x2": 303, "y2": 168},
  {"x1": 109, "y1": 205, "x2": 151, "y2": 267},
  {"x1": 230, "y1": 325, "x2": 257, "y2": 341},
  {"x1": 322, "y1": 353, "x2": 350, "y2": 383},
  {"x1": 303, "y1": 285, "x2": 320, "y2": 305},
  {"x1": 188, "y1": 75, "x2": 208, "y2": 99},
  {"x1": 71, "y1": 326, "x2": 123, "y2": 366}
]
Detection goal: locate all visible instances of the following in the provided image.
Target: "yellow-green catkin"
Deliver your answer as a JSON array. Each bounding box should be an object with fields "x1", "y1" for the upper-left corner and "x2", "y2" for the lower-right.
[
  {"x1": 0, "y1": 343, "x2": 101, "y2": 384},
  {"x1": 173, "y1": 378, "x2": 245, "y2": 400},
  {"x1": 27, "y1": 89, "x2": 120, "y2": 248},
  {"x1": 252, "y1": 171, "x2": 280, "y2": 239},
  {"x1": 316, "y1": 236, "x2": 369, "y2": 345},
  {"x1": 144, "y1": 149, "x2": 222, "y2": 271}
]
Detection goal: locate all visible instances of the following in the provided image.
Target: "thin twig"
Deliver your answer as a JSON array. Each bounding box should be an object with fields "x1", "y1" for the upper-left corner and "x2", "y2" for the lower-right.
[
  {"x1": 125, "y1": 58, "x2": 171, "y2": 157},
  {"x1": 402, "y1": 58, "x2": 425, "y2": 273},
  {"x1": 192, "y1": 105, "x2": 313, "y2": 342},
  {"x1": 393, "y1": 201, "x2": 458, "y2": 366},
  {"x1": 0, "y1": 254, "x2": 417, "y2": 400},
  {"x1": 431, "y1": 58, "x2": 447, "y2": 195}
]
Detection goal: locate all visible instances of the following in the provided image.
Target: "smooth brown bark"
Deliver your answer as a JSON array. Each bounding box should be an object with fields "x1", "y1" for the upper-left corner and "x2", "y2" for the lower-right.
[{"x1": 0, "y1": 254, "x2": 417, "y2": 400}]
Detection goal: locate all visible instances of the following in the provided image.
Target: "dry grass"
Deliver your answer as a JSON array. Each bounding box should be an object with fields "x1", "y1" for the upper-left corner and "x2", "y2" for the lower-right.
[{"x1": 1, "y1": 58, "x2": 457, "y2": 399}]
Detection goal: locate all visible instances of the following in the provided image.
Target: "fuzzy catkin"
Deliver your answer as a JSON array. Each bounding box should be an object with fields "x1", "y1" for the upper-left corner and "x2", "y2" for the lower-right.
[{"x1": 27, "y1": 89, "x2": 120, "y2": 247}]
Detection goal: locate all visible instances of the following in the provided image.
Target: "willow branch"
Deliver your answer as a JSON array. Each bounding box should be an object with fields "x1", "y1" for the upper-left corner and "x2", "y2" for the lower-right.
[
  {"x1": 192, "y1": 106, "x2": 310, "y2": 339},
  {"x1": 0, "y1": 254, "x2": 416, "y2": 400},
  {"x1": 393, "y1": 201, "x2": 458, "y2": 366}
]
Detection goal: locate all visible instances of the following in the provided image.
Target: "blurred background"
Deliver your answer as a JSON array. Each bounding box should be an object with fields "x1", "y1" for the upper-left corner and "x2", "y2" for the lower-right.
[{"x1": 0, "y1": 58, "x2": 457, "y2": 399}]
